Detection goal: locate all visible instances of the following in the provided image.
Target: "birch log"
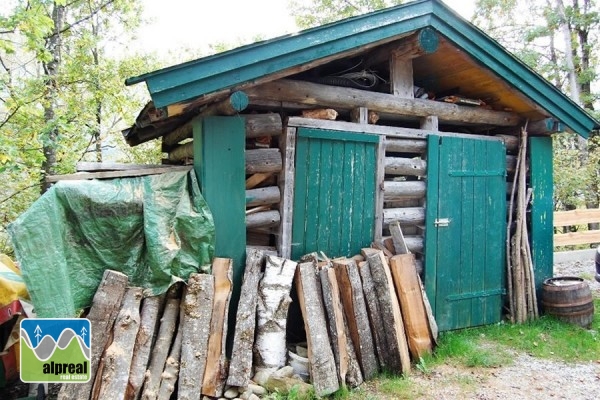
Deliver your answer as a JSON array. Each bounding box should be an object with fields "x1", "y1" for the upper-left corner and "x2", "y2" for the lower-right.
[
  {"x1": 178, "y1": 273, "x2": 214, "y2": 400},
  {"x1": 358, "y1": 261, "x2": 388, "y2": 370},
  {"x1": 228, "y1": 249, "x2": 267, "y2": 387},
  {"x1": 97, "y1": 287, "x2": 143, "y2": 400},
  {"x1": 156, "y1": 306, "x2": 184, "y2": 400},
  {"x1": 127, "y1": 294, "x2": 165, "y2": 400},
  {"x1": 383, "y1": 207, "x2": 425, "y2": 227},
  {"x1": 333, "y1": 259, "x2": 379, "y2": 380},
  {"x1": 141, "y1": 297, "x2": 180, "y2": 400},
  {"x1": 296, "y1": 262, "x2": 339, "y2": 396},
  {"x1": 58, "y1": 270, "x2": 128, "y2": 400},
  {"x1": 320, "y1": 267, "x2": 363, "y2": 388},
  {"x1": 202, "y1": 259, "x2": 233, "y2": 398},
  {"x1": 254, "y1": 256, "x2": 297, "y2": 373},
  {"x1": 366, "y1": 251, "x2": 411, "y2": 374},
  {"x1": 385, "y1": 157, "x2": 427, "y2": 177}
]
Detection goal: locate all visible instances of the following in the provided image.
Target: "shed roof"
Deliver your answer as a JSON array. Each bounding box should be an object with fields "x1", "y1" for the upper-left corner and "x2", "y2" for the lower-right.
[{"x1": 126, "y1": 0, "x2": 599, "y2": 139}]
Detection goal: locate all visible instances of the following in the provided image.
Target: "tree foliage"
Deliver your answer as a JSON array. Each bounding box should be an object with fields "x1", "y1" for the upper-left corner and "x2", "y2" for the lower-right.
[{"x1": 290, "y1": 0, "x2": 406, "y2": 28}]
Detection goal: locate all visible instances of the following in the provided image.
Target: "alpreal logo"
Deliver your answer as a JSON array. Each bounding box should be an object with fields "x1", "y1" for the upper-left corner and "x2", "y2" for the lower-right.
[{"x1": 20, "y1": 318, "x2": 91, "y2": 383}]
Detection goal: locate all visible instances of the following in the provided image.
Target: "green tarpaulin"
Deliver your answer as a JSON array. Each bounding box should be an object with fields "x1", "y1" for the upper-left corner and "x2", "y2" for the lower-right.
[{"x1": 8, "y1": 170, "x2": 215, "y2": 317}]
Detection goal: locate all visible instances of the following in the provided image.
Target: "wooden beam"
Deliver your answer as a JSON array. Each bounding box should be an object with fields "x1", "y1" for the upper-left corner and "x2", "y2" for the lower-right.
[
  {"x1": 385, "y1": 138, "x2": 427, "y2": 153},
  {"x1": 365, "y1": 28, "x2": 439, "y2": 67},
  {"x1": 47, "y1": 166, "x2": 192, "y2": 182},
  {"x1": 553, "y1": 208, "x2": 600, "y2": 226},
  {"x1": 245, "y1": 113, "x2": 283, "y2": 138},
  {"x1": 246, "y1": 210, "x2": 280, "y2": 229},
  {"x1": 246, "y1": 148, "x2": 283, "y2": 174},
  {"x1": 553, "y1": 230, "x2": 600, "y2": 246},
  {"x1": 246, "y1": 186, "x2": 280, "y2": 208},
  {"x1": 247, "y1": 79, "x2": 521, "y2": 127},
  {"x1": 384, "y1": 181, "x2": 426, "y2": 201},
  {"x1": 420, "y1": 115, "x2": 438, "y2": 131},
  {"x1": 385, "y1": 157, "x2": 427, "y2": 177},
  {"x1": 278, "y1": 127, "x2": 296, "y2": 259},
  {"x1": 383, "y1": 207, "x2": 425, "y2": 228},
  {"x1": 390, "y1": 53, "x2": 414, "y2": 98},
  {"x1": 375, "y1": 136, "x2": 386, "y2": 241}
]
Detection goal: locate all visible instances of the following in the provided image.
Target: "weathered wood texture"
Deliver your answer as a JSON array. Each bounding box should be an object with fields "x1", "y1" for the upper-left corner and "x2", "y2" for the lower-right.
[
  {"x1": 156, "y1": 306, "x2": 184, "y2": 400},
  {"x1": 319, "y1": 267, "x2": 363, "y2": 388},
  {"x1": 389, "y1": 220, "x2": 409, "y2": 255},
  {"x1": 47, "y1": 166, "x2": 192, "y2": 182},
  {"x1": 296, "y1": 262, "x2": 340, "y2": 396},
  {"x1": 333, "y1": 259, "x2": 379, "y2": 380},
  {"x1": 390, "y1": 55, "x2": 414, "y2": 98},
  {"x1": 277, "y1": 127, "x2": 296, "y2": 259},
  {"x1": 58, "y1": 270, "x2": 128, "y2": 400},
  {"x1": 384, "y1": 181, "x2": 426, "y2": 201},
  {"x1": 302, "y1": 108, "x2": 338, "y2": 120},
  {"x1": 141, "y1": 297, "x2": 180, "y2": 400},
  {"x1": 202, "y1": 259, "x2": 233, "y2": 398},
  {"x1": 246, "y1": 148, "x2": 283, "y2": 173},
  {"x1": 385, "y1": 157, "x2": 427, "y2": 176},
  {"x1": 245, "y1": 113, "x2": 283, "y2": 138},
  {"x1": 385, "y1": 138, "x2": 427, "y2": 153},
  {"x1": 246, "y1": 210, "x2": 281, "y2": 229},
  {"x1": 127, "y1": 294, "x2": 165, "y2": 400},
  {"x1": 247, "y1": 79, "x2": 521, "y2": 126},
  {"x1": 254, "y1": 256, "x2": 297, "y2": 372},
  {"x1": 246, "y1": 186, "x2": 281, "y2": 208},
  {"x1": 390, "y1": 254, "x2": 433, "y2": 359},
  {"x1": 228, "y1": 249, "x2": 267, "y2": 387},
  {"x1": 383, "y1": 207, "x2": 425, "y2": 227},
  {"x1": 178, "y1": 273, "x2": 214, "y2": 400},
  {"x1": 366, "y1": 252, "x2": 411, "y2": 374},
  {"x1": 97, "y1": 287, "x2": 143, "y2": 400}
]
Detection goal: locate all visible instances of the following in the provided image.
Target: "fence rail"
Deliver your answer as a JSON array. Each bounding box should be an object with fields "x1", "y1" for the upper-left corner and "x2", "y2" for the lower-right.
[{"x1": 553, "y1": 208, "x2": 600, "y2": 247}]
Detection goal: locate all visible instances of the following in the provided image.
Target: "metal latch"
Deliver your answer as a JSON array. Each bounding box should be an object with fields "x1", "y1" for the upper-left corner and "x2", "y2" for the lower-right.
[{"x1": 434, "y1": 218, "x2": 451, "y2": 227}]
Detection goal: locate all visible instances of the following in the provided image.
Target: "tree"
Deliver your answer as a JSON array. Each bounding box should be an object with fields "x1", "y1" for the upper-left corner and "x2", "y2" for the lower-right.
[{"x1": 290, "y1": 0, "x2": 406, "y2": 28}]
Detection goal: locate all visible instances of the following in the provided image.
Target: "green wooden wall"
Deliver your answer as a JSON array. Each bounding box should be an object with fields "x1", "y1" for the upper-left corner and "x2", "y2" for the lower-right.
[{"x1": 529, "y1": 136, "x2": 554, "y2": 301}]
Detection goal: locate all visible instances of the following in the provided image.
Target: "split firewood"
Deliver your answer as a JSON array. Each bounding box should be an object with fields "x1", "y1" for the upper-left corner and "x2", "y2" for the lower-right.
[
  {"x1": 140, "y1": 297, "x2": 180, "y2": 400},
  {"x1": 333, "y1": 258, "x2": 379, "y2": 380},
  {"x1": 302, "y1": 108, "x2": 338, "y2": 120},
  {"x1": 178, "y1": 273, "x2": 214, "y2": 400},
  {"x1": 358, "y1": 260, "x2": 389, "y2": 369},
  {"x1": 390, "y1": 254, "x2": 433, "y2": 359},
  {"x1": 97, "y1": 287, "x2": 143, "y2": 400},
  {"x1": 156, "y1": 305, "x2": 184, "y2": 400},
  {"x1": 389, "y1": 221, "x2": 409, "y2": 255},
  {"x1": 202, "y1": 258, "x2": 233, "y2": 398},
  {"x1": 254, "y1": 256, "x2": 297, "y2": 373},
  {"x1": 246, "y1": 172, "x2": 274, "y2": 189},
  {"x1": 320, "y1": 267, "x2": 363, "y2": 388},
  {"x1": 228, "y1": 249, "x2": 268, "y2": 387},
  {"x1": 296, "y1": 261, "x2": 339, "y2": 396},
  {"x1": 127, "y1": 294, "x2": 165, "y2": 400},
  {"x1": 58, "y1": 270, "x2": 128, "y2": 400},
  {"x1": 371, "y1": 241, "x2": 393, "y2": 258},
  {"x1": 366, "y1": 251, "x2": 411, "y2": 374}
]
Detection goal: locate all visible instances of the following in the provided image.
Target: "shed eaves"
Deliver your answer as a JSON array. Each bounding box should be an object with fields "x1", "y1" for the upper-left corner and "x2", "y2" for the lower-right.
[{"x1": 126, "y1": 0, "x2": 599, "y2": 138}]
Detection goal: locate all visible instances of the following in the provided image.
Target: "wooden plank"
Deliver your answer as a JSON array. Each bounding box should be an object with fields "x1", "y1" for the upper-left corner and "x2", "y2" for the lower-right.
[
  {"x1": 319, "y1": 267, "x2": 363, "y2": 388},
  {"x1": 389, "y1": 221, "x2": 409, "y2": 254},
  {"x1": 375, "y1": 136, "x2": 386, "y2": 241},
  {"x1": 76, "y1": 162, "x2": 167, "y2": 172},
  {"x1": 296, "y1": 262, "x2": 340, "y2": 396},
  {"x1": 389, "y1": 254, "x2": 432, "y2": 359},
  {"x1": 57, "y1": 270, "x2": 128, "y2": 400},
  {"x1": 424, "y1": 135, "x2": 441, "y2": 316},
  {"x1": 553, "y1": 230, "x2": 600, "y2": 246},
  {"x1": 278, "y1": 127, "x2": 296, "y2": 258},
  {"x1": 390, "y1": 54, "x2": 414, "y2": 98},
  {"x1": 97, "y1": 287, "x2": 143, "y2": 400},
  {"x1": 365, "y1": 251, "x2": 411, "y2": 374},
  {"x1": 202, "y1": 258, "x2": 233, "y2": 398},
  {"x1": 553, "y1": 208, "x2": 600, "y2": 226},
  {"x1": 46, "y1": 166, "x2": 192, "y2": 182},
  {"x1": 227, "y1": 249, "x2": 266, "y2": 387},
  {"x1": 333, "y1": 259, "x2": 379, "y2": 380},
  {"x1": 247, "y1": 79, "x2": 521, "y2": 127},
  {"x1": 291, "y1": 134, "x2": 309, "y2": 259},
  {"x1": 350, "y1": 107, "x2": 369, "y2": 124},
  {"x1": 179, "y1": 273, "x2": 214, "y2": 400},
  {"x1": 254, "y1": 256, "x2": 297, "y2": 372},
  {"x1": 287, "y1": 117, "x2": 506, "y2": 142},
  {"x1": 357, "y1": 261, "x2": 389, "y2": 369},
  {"x1": 246, "y1": 172, "x2": 274, "y2": 189},
  {"x1": 420, "y1": 115, "x2": 439, "y2": 131}
]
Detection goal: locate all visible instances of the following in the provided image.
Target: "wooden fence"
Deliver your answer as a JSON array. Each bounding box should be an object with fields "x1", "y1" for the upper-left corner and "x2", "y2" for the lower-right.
[{"x1": 553, "y1": 208, "x2": 600, "y2": 247}]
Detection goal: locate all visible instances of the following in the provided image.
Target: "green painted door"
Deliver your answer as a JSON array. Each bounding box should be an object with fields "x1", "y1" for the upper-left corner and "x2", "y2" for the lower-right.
[
  {"x1": 291, "y1": 128, "x2": 379, "y2": 260},
  {"x1": 425, "y1": 135, "x2": 506, "y2": 331}
]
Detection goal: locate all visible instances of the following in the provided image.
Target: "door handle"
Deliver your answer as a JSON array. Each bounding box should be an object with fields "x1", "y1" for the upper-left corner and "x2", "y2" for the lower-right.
[{"x1": 434, "y1": 218, "x2": 451, "y2": 227}]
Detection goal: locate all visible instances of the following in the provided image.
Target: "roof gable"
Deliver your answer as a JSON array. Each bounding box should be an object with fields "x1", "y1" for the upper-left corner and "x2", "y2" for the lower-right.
[{"x1": 126, "y1": 0, "x2": 599, "y2": 138}]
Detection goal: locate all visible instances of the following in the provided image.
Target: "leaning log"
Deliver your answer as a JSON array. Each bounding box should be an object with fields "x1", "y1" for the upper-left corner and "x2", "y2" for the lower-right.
[
  {"x1": 178, "y1": 273, "x2": 214, "y2": 400},
  {"x1": 97, "y1": 287, "x2": 143, "y2": 400},
  {"x1": 296, "y1": 262, "x2": 340, "y2": 397},
  {"x1": 246, "y1": 186, "x2": 281, "y2": 208},
  {"x1": 383, "y1": 181, "x2": 426, "y2": 201},
  {"x1": 319, "y1": 267, "x2": 363, "y2": 388},
  {"x1": 202, "y1": 259, "x2": 233, "y2": 398},
  {"x1": 254, "y1": 256, "x2": 297, "y2": 373},
  {"x1": 333, "y1": 259, "x2": 379, "y2": 380},
  {"x1": 385, "y1": 157, "x2": 427, "y2": 177},
  {"x1": 383, "y1": 207, "x2": 425, "y2": 227},
  {"x1": 228, "y1": 249, "x2": 267, "y2": 387},
  {"x1": 58, "y1": 270, "x2": 128, "y2": 400},
  {"x1": 246, "y1": 79, "x2": 521, "y2": 127}
]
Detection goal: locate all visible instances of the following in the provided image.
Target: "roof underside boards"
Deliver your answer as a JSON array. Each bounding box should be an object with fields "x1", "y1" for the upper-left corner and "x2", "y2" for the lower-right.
[{"x1": 125, "y1": 0, "x2": 599, "y2": 139}]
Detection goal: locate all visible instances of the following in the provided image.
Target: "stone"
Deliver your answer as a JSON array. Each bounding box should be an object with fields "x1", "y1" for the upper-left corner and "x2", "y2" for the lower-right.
[
  {"x1": 223, "y1": 387, "x2": 239, "y2": 399},
  {"x1": 264, "y1": 375, "x2": 314, "y2": 399},
  {"x1": 248, "y1": 383, "x2": 267, "y2": 396},
  {"x1": 272, "y1": 366, "x2": 294, "y2": 378},
  {"x1": 253, "y1": 369, "x2": 273, "y2": 386}
]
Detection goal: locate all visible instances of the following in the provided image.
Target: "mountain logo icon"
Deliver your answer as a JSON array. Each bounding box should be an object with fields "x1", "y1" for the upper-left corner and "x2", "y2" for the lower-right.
[{"x1": 20, "y1": 318, "x2": 91, "y2": 383}]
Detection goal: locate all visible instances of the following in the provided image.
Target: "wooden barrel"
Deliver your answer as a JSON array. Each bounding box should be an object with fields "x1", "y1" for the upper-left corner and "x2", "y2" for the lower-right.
[{"x1": 541, "y1": 277, "x2": 594, "y2": 328}]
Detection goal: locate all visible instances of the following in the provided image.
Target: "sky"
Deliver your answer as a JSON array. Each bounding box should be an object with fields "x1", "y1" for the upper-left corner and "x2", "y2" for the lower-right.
[{"x1": 134, "y1": 0, "x2": 476, "y2": 55}]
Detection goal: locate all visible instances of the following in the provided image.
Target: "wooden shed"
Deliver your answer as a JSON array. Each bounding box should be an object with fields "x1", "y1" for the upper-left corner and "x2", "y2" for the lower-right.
[{"x1": 123, "y1": 0, "x2": 599, "y2": 331}]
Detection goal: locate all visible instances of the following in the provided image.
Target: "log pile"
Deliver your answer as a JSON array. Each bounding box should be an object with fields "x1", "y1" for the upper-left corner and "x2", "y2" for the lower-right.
[{"x1": 62, "y1": 240, "x2": 437, "y2": 399}]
